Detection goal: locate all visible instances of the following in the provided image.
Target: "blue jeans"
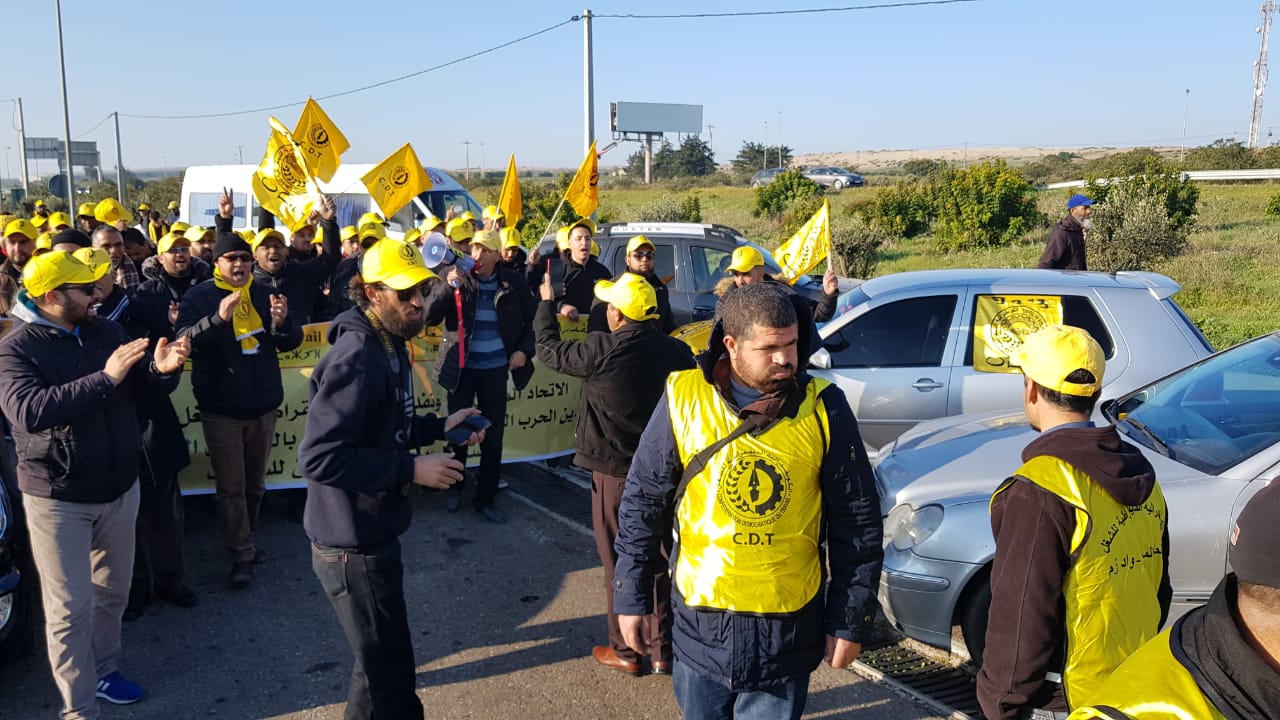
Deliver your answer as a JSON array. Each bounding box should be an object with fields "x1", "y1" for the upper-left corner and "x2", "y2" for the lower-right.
[
  {"x1": 312, "y1": 540, "x2": 423, "y2": 720},
  {"x1": 672, "y1": 660, "x2": 809, "y2": 720}
]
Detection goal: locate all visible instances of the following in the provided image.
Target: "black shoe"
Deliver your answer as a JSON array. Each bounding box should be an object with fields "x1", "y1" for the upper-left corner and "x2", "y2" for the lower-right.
[
  {"x1": 122, "y1": 592, "x2": 147, "y2": 622},
  {"x1": 446, "y1": 491, "x2": 461, "y2": 513},
  {"x1": 155, "y1": 584, "x2": 198, "y2": 608},
  {"x1": 228, "y1": 562, "x2": 253, "y2": 590},
  {"x1": 251, "y1": 547, "x2": 269, "y2": 565},
  {"x1": 475, "y1": 506, "x2": 506, "y2": 524}
]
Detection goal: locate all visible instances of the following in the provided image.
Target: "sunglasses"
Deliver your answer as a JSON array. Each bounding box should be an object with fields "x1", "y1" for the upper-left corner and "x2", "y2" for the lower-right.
[
  {"x1": 630, "y1": 251, "x2": 655, "y2": 259},
  {"x1": 60, "y1": 284, "x2": 97, "y2": 297},
  {"x1": 165, "y1": 246, "x2": 191, "y2": 255},
  {"x1": 379, "y1": 284, "x2": 429, "y2": 302},
  {"x1": 221, "y1": 253, "x2": 253, "y2": 264}
]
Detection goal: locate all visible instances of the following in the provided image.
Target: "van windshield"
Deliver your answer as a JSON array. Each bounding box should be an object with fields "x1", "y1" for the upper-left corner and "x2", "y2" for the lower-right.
[{"x1": 415, "y1": 191, "x2": 482, "y2": 223}]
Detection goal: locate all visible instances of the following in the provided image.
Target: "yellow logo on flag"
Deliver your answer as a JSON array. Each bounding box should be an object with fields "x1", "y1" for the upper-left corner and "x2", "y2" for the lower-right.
[
  {"x1": 361, "y1": 144, "x2": 432, "y2": 219},
  {"x1": 972, "y1": 294, "x2": 1064, "y2": 373},
  {"x1": 251, "y1": 117, "x2": 321, "y2": 231},
  {"x1": 293, "y1": 98, "x2": 349, "y2": 183},
  {"x1": 498, "y1": 153, "x2": 523, "y2": 228},
  {"x1": 564, "y1": 141, "x2": 599, "y2": 218},
  {"x1": 773, "y1": 199, "x2": 830, "y2": 284}
]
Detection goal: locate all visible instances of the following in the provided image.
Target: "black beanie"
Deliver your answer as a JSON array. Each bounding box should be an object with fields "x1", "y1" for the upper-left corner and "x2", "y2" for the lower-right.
[
  {"x1": 1230, "y1": 480, "x2": 1280, "y2": 588},
  {"x1": 51, "y1": 229, "x2": 91, "y2": 249},
  {"x1": 212, "y1": 231, "x2": 252, "y2": 260}
]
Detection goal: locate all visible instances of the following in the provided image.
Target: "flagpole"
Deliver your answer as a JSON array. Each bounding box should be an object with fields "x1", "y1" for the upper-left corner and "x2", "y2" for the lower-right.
[{"x1": 540, "y1": 197, "x2": 568, "y2": 245}]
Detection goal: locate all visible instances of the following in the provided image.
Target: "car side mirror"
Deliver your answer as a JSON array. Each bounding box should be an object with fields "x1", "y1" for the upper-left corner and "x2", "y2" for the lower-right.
[{"x1": 810, "y1": 347, "x2": 832, "y2": 370}]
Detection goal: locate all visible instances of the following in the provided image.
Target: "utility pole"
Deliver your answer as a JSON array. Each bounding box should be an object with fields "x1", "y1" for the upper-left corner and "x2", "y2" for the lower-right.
[
  {"x1": 55, "y1": 0, "x2": 75, "y2": 207},
  {"x1": 235, "y1": 145, "x2": 244, "y2": 164},
  {"x1": 113, "y1": 112, "x2": 124, "y2": 204},
  {"x1": 777, "y1": 110, "x2": 783, "y2": 168},
  {"x1": 462, "y1": 140, "x2": 473, "y2": 179},
  {"x1": 1250, "y1": 1, "x2": 1277, "y2": 149},
  {"x1": 15, "y1": 97, "x2": 28, "y2": 197},
  {"x1": 706, "y1": 124, "x2": 715, "y2": 157},
  {"x1": 583, "y1": 8, "x2": 595, "y2": 160},
  {"x1": 763, "y1": 121, "x2": 768, "y2": 170},
  {"x1": 1181, "y1": 89, "x2": 1190, "y2": 162}
]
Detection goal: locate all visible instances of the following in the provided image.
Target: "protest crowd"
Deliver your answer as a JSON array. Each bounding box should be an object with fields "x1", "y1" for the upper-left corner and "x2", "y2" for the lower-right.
[{"x1": 0, "y1": 100, "x2": 1275, "y2": 720}]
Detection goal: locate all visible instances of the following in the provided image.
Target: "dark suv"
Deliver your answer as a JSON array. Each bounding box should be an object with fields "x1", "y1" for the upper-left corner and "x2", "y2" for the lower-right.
[
  {"x1": 749, "y1": 168, "x2": 787, "y2": 188},
  {"x1": 0, "y1": 438, "x2": 34, "y2": 664},
  {"x1": 536, "y1": 222, "x2": 832, "y2": 326}
]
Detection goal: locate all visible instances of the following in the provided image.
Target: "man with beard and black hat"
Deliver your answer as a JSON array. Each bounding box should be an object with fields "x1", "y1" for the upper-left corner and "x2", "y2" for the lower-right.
[
  {"x1": 1068, "y1": 480, "x2": 1280, "y2": 720},
  {"x1": 0, "y1": 249, "x2": 189, "y2": 717},
  {"x1": 300, "y1": 238, "x2": 484, "y2": 719},
  {"x1": 176, "y1": 228, "x2": 303, "y2": 589},
  {"x1": 73, "y1": 247, "x2": 198, "y2": 620},
  {"x1": 586, "y1": 235, "x2": 675, "y2": 334}
]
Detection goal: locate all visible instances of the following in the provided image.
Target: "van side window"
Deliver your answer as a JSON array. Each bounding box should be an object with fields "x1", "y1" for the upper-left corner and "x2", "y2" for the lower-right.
[{"x1": 189, "y1": 192, "x2": 249, "y2": 228}]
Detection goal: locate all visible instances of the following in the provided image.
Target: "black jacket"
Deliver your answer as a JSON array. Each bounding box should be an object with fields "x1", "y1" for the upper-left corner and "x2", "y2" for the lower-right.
[
  {"x1": 586, "y1": 270, "x2": 676, "y2": 335},
  {"x1": 535, "y1": 300, "x2": 694, "y2": 476},
  {"x1": 320, "y1": 254, "x2": 361, "y2": 321},
  {"x1": 0, "y1": 298, "x2": 181, "y2": 503},
  {"x1": 97, "y1": 287, "x2": 190, "y2": 479},
  {"x1": 299, "y1": 308, "x2": 447, "y2": 550},
  {"x1": 528, "y1": 251, "x2": 613, "y2": 314},
  {"x1": 1038, "y1": 216, "x2": 1087, "y2": 270},
  {"x1": 250, "y1": 217, "x2": 341, "y2": 325},
  {"x1": 175, "y1": 278, "x2": 303, "y2": 419},
  {"x1": 613, "y1": 293, "x2": 884, "y2": 690},
  {"x1": 136, "y1": 262, "x2": 213, "y2": 310},
  {"x1": 423, "y1": 267, "x2": 536, "y2": 392}
]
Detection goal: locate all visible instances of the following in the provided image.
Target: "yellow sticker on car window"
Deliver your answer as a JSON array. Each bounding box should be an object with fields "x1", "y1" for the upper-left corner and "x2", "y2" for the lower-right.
[{"x1": 973, "y1": 295, "x2": 1063, "y2": 373}]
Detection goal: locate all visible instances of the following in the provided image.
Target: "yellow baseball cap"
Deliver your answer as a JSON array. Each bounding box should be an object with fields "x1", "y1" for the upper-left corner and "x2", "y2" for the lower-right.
[
  {"x1": 555, "y1": 226, "x2": 570, "y2": 251},
  {"x1": 157, "y1": 232, "x2": 190, "y2": 254},
  {"x1": 1009, "y1": 324, "x2": 1105, "y2": 397},
  {"x1": 32, "y1": 214, "x2": 48, "y2": 228},
  {"x1": 4, "y1": 218, "x2": 37, "y2": 240},
  {"x1": 594, "y1": 272, "x2": 659, "y2": 322},
  {"x1": 167, "y1": 200, "x2": 179, "y2": 210},
  {"x1": 567, "y1": 217, "x2": 597, "y2": 236},
  {"x1": 340, "y1": 225, "x2": 358, "y2": 242},
  {"x1": 358, "y1": 223, "x2": 386, "y2": 242},
  {"x1": 445, "y1": 217, "x2": 475, "y2": 243},
  {"x1": 403, "y1": 228, "x2": 422, "y2": 246},
  {"x1": 72, "y1": 246, "x2": 112, "y2": 274},
  {"x1": 482, "y1": 205, "x2": 503, "y2": 221},
  {"x1": 94, "y1": 198, "x2": 133, "y2": 225},
  {"x1": 471, "y1": 229, "x2": 502, "y2": 252},
  {"x1": 591, "y1": 240, "x2": 600, "y2": 257},
  {"x1": 626, "y1": 235, "x2": 655, "y2": 255},
  {"x1": 137, "y1": 203, "x2": 150, "y2": 212},
  {"x1": 500, "y1": 227, "x2": 523, "y2": 249},
  {"x1": 727, "y1": 246, "x2": 764, "y2": 273},
  {"x1": 22, "y1": 250, "x2": 109, "y2": 296},
  {"x1": 361, "y1": 239, "x2": 435, "y2": 290},
  {"x1": 48, "y1": 212, "x2": 72, "y2": 230},
  {"x1": 77, "y1": 202, "x2": 95, "y2": 218},
  {"x1": 238, "y1": 229, "x2": 256, "y2": 243},
  {"x1": 358, "y1": 212, "x2": 388, "y2": 228},
  {"x1": 459, "y1": 211, "x2": 477, "y2": 224},
  {"x1": 252, "y1": 228, "x2": 285, "y2": 251},
  {"x1": 34, "y1": 199, "x2": 45, "y2": 207},
  {"x1": 421, "y1": 211, "x2": 445, "y2": 231},
  {"x1": 34, "y1": 232, "x2": 53, "y2": 252},
  {"x1": 170, "y1": 221, "x2": 190, "y2": 235},
  {"x1": 184, "y1": 225, "x2": 213, "y2": 243}
]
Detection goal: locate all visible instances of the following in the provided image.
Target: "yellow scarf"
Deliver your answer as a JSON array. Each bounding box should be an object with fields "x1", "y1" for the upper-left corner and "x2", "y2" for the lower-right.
[{"x1": 213, "y1": 268, "x2": 264, "y2": 355}]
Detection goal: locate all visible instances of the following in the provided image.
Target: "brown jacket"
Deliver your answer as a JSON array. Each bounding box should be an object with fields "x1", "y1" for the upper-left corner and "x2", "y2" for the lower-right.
[
  {"x1": 0, "y1": 259, "x2": 22, "y2": 316},
  {"x1": 1037, "y1": 216, "x2": 1087, "y2": 270}
]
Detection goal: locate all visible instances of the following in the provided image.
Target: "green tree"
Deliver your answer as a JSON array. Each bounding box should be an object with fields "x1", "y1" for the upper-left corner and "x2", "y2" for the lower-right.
[
  {"x1": 753, "y1": 170, "x2": 821, "y2": 217},
  {"x1": 1086, "y1": 183, "x2": 1189, "y2": 272},
  {"x1": 1183, "y1": 138, "x2": 1256, "y2": 170},
  {"x1": 1085, "y1": 157, "x2": 1198, "y2": 233},
  {"x1": 732, "y1": 141, "x2": 793, "y2": 174},
  {"x1": 673, "y1": 135, "x2": 716, "y2": 177},
  {"x1": 901, "y1": 159, "x2": 946, "y2": 177},
  {"x1": 931, "y1": 160, "x2": 1045, "y2": 251}
]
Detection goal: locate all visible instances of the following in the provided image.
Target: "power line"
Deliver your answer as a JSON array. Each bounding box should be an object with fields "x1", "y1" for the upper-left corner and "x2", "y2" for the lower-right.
[
  {"x1": 120, "y1": 17, "x2": 577, "y2": 121},
  {"x1": 593, "y1": 0, "x2": 978, "y2": 20},
  {"x1": 75, "y1": 112, "x2": 113, "y2": 140}
]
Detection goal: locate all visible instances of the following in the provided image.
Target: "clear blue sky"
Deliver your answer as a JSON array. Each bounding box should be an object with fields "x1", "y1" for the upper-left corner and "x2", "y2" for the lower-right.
[{"x1": 2, "y1": 0, "x2": 1267, "y2": 176}]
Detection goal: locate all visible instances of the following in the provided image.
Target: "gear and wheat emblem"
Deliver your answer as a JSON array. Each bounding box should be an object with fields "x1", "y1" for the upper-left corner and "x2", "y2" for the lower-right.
[{"x1": 716, "y1": 452, "x2": 791, "y2": 528}]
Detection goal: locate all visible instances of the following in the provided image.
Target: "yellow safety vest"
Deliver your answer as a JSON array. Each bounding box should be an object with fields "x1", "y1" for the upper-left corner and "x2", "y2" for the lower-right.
[
  {"x1": 1066, "y1": 628, "x2": 1227, "y2": 720},
  {"x1": 992, "y1": 455, "x2": 1168, "y2": 708},
  {"x1": 666, "y1": 369, "x2": 829, "y2": 614}
]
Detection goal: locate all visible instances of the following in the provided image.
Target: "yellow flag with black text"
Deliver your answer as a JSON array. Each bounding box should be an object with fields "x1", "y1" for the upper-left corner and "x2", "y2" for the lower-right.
[
  {"x1": 564, "y1": 141, "x2": 599, "y2": 218},
  {"x1": 292, "y1": 98, "x2": 349, "y2": 183},
  {"x1": 251, "y1": 117, "x2": 321, "y2": 231},
  {"x1": 773, "y1": 198, "x2": 830, "y2": 284},
  {"x1": 498, "y1": 153, "x2": 523, "y2": 228},
  {"x1": 361, "y1": 144, "x2": 432, "y2": 218}
]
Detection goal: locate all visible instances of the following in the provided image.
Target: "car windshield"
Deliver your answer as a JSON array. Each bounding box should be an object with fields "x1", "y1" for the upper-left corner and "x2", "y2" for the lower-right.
[{"x1": 1106, "y1": 333, "x2": 1280, "y2": 474}]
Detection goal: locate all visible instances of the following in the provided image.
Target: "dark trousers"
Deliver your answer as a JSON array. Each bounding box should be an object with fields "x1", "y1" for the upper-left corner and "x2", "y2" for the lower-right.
[
  {"x1": 673, "y1": 661, "x2": 810, "y2": 720},
  {"x1": 447, "y1": 366, "x2": 508, "y2": 508},
  {"x1": 313, "y1": 540, "x2": 423, "y2": 720},
  {"x1": 131, "y1": 469, "x2": 186, "y2": 594},
  {"x1": 592, "y1": 471, "x2": 671, "y2": 664}
]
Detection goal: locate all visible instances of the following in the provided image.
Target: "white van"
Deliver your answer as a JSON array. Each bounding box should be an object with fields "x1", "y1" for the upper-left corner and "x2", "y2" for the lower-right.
[{"x1": 179, "y1": 164, "x2": 483, "y2": 237}]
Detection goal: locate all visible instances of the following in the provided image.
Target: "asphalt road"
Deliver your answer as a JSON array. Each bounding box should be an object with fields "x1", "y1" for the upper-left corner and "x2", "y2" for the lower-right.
[{"x1": 2, "y1": 467, "x2": 944, "y2": 720}]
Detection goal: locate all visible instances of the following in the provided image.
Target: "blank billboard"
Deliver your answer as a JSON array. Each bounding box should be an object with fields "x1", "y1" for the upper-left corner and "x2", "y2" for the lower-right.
[{"x1": 612, "y1": 102, "x2": 703, "y2": 134}]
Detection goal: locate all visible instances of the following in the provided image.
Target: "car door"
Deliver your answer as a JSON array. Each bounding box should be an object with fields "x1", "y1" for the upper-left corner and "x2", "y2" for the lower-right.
[{"x1": 814, "y1": 292, "x2": 961, "y2": 449}]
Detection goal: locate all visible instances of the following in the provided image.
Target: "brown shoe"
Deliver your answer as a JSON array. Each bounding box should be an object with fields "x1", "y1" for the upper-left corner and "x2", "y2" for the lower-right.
[
  {"x1": 591, "y1": 646, "x2": 640, "y2": 676},
  {"x1": 651, "y1": 661, "x2": 672, "y2": 675},
  {"x1": 228, "y1": 561, "x2": 253, "y2": 590}
]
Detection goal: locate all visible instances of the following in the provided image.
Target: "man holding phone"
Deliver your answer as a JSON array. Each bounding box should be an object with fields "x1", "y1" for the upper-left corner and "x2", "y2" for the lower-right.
[{"x1": 300, "y1": 238, "x2": 485, "y2": 719}]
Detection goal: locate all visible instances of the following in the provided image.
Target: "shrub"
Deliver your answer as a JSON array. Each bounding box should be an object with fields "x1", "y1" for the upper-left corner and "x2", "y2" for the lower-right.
[
  {"x1": 854, "y1": 180, "x2": 933, "y2": 238},
  {"x1": 1085, "y1": 157, "x2": 1198, "y2": 232},
  {"x1": 680, "y1": 194, "x2": 702, "y2": 223},
  {"x1": 901, "y1": 158, "x2": 946, "y2": 177},
  {"x1": 753, "y1": 170, "x2": 822, "y2": 217},
  {"x1": 636, "y1": 193, "x2": 702, "y2": 223},
  {"x1": 830, "y1": 215, "x2": 889, "y2": 279},
  {"x1": 1085, "y1": 183, "x2": 1189, "y2": 272},
  {"x1": 930, "y1": 160, "x2": 1045, "y2": 251},
  {"x1": 1266, "y1": 193, "x2": 1280, "y2": 218}
]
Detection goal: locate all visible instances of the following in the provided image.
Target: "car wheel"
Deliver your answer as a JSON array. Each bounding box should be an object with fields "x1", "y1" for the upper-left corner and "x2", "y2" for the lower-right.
[
  {"x1": 751, "y1": 182, "x2": 761, "y2": 188},
  {"x1": 0, "y1": 555, "x2": 36, "y2": 664},
  {"x1": 833, "y1": 179, "x2": 845, "y2": 190},
  {"x1": 957, "y1": 565, "x2": 991, "y2": 668}
]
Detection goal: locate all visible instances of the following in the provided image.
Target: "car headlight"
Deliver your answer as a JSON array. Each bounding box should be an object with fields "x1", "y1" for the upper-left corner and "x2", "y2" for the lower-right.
[{"x1": 884, "y1": 503, "x2": 944, "y2": 551}]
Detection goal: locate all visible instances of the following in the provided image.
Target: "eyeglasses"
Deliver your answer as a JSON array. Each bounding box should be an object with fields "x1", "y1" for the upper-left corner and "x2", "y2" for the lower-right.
[
  {"x1": 60, "y1": 284, "x2": 96, "y2": 297},
  {"x1": 630, "y1": 251, "x2": 655, "y2": 260},
  {"x1": 378, "y1": 284, "x2": 429, "y2": 302},
  {"x1": 221, "y1": 253, "x2": 253, "y2": 264}
]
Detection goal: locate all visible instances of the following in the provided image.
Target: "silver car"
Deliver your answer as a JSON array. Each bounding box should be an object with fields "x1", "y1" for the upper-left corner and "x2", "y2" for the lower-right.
[
  {"x1": 802, "y1": 166, "x2": 864, "y2": 189},
  {"x1": 810, "y1": 269, "x2": 1214, "y2": 450},
  {"x1": 873, "y1": 332, "x2": 1280, "y2": 663}
]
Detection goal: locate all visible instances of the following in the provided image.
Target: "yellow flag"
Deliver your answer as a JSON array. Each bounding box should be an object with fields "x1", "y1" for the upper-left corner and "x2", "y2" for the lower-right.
[
  {"x1": 361, "y1": 144, "x2": 433, "y2": 218},
  {"x1": 251, "y1": 117, "x2": 321, "y2": 231},
  {"x1": 497, "y1": 153, "x2": 523, "y2": 228},
  {"x1": 773, "y1": 199, "x2": 831, "y2": 284},
  {"x1": 292, "y1": 98, "x2": 349, "y2": 183},
  {"x1": 563, "y1": 141, "x2": 599, "y2": 218}
]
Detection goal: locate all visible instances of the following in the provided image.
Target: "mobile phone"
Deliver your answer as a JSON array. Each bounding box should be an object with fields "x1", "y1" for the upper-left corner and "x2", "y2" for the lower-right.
[
  {"x1": 546, "y1": 256, "x2": 566, "y2": 298},
  {"x1": 444, "y1": 415, "x2": 492, "y2": 445}
]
